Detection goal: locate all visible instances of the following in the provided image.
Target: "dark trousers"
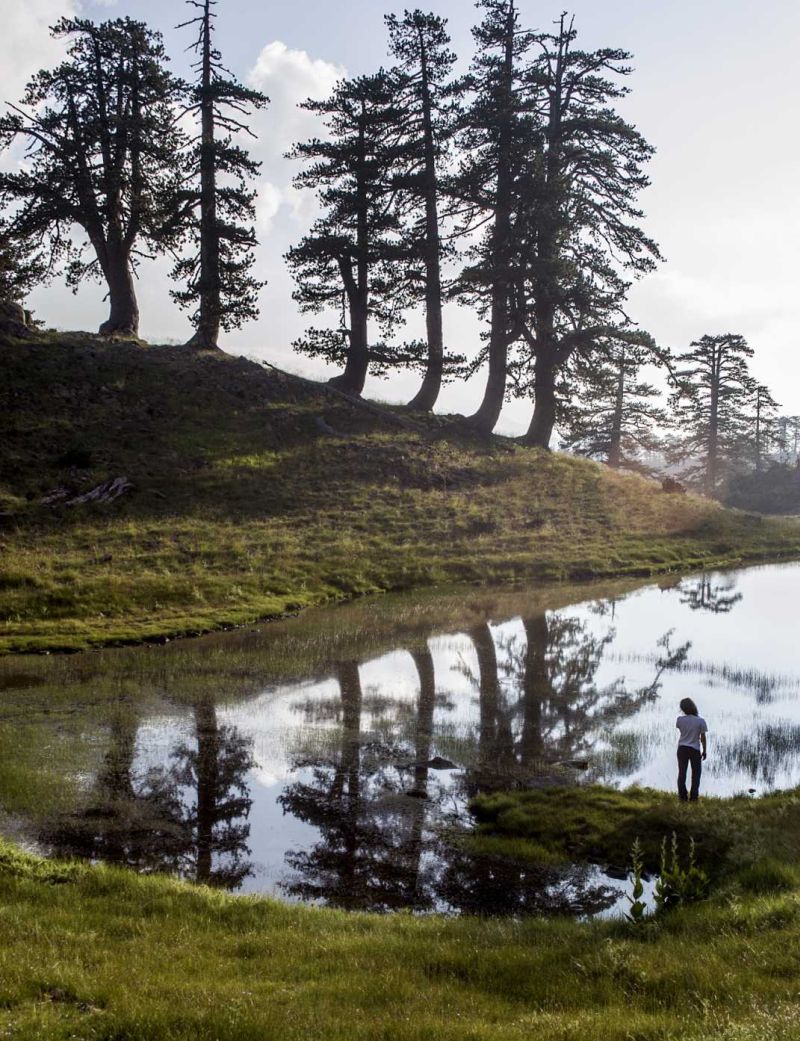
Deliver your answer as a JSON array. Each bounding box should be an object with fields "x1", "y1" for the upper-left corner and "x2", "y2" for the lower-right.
[{"x1": 677, "y1": 746, "x2": 702, "y2": 801}]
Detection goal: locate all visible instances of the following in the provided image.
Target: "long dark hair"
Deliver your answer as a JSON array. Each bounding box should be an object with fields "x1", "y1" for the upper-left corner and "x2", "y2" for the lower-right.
[{"x1": 680, "y1": 697, "x2": 699, "y2": 716}]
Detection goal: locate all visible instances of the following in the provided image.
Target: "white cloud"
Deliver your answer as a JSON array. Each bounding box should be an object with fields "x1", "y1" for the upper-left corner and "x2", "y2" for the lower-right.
[
  {"x1": 248, "y1": 41, "x2": 344, "y2": 156},
  {"x1": 255, "y1": 181, "x2": 282, "y2": 235},
  {"x1": 3, "y1": 0, "x2": 77, "y2": 108},
  {"x1": 245, "y1": 41, "x2": 344, "y2": 230}
]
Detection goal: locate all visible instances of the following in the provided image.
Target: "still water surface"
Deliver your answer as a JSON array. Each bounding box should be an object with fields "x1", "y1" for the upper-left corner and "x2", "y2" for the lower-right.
[{"x1": 1, "y1": 562, "x2": 798, "y2": 915}]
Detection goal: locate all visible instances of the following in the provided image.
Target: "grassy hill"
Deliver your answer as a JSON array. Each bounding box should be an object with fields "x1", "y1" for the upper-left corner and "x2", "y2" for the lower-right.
[{"x1": 2, "y1": 335, "x2": 800, "y2": 653}]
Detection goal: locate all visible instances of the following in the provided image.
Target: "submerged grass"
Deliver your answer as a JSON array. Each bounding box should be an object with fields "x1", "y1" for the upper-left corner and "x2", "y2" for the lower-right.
[
  {"x1": 4, "y1": 801, "x2": 800, "y2": 1041},
  {"x1": 2, "y1": 337, "x2": 799, "y2": 653}
]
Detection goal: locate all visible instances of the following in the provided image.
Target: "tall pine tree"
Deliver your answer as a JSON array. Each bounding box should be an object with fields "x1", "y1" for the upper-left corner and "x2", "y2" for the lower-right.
[
  {"x1": 509, "y1": 16, "x2": 660, "y2": 448},
  {"x1": 560, "y1": 334, "x2": 667, "y2": 469},
  {"x1": 668, "y1": 333, "x2": 754, "y2": 495},
  {"x1": 172, "y1": 0, "x2": 268, "y2": 349},
  {"x1": 385, "y1": 9, "x2": 460, "y2": 411},
  {"x1": 286, "y1": 73, "x2": 415, "y2": 395},
  {"x1": 451, "y1": 0, "x2": 534, "y2": 433}
]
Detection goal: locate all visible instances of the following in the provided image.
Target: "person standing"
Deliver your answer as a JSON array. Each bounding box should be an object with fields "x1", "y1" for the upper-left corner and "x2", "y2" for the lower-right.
[{"x1": 676, "y1": 698, "x2": 708, "y2": 801}]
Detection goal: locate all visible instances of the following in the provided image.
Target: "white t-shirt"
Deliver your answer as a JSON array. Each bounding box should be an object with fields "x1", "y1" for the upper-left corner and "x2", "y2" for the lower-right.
[{"x1": 676, "y1": 714, "x2": 708, "y2": 751}]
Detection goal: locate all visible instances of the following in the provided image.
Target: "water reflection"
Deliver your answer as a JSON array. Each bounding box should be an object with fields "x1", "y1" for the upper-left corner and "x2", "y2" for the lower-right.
[
  {"x1": 46, "y1": 698, "x2": 255, "y2": 887},
  {"x1": 2, "y1": 563, "x2": 800, "y2": 915},
  {"x1": 679, "y1": 575, "x2": 743, "y2": 614}
]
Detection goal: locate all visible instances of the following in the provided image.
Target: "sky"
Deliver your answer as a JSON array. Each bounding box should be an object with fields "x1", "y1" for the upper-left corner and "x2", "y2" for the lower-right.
[{"x1": 2, "y1": 0, "x2": 800, "y2": 433}]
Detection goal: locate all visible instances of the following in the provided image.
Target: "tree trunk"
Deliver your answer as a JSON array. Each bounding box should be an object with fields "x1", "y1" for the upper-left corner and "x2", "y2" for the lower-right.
[
  {"x1": 408, "y1": 39, "x2": 444, "y2": 412},
  {"x1": 607, "y1": 353, "x2": 625, "y2": 467},
  {"x1": 330, "y1": 107, "x2": 370, "y2": 395},
  {"x1": 99, "y1": 249, "x2": 139, "y2": 336},
  {"x1": 330, "y1": 289, "x2": 369, "y2": 395},
  {"x1": 187, "y1": 0, "x2": 221, "y2": 350},
  {"x1": 522, "y1": 354, "x2": 557, "y2": 448}
]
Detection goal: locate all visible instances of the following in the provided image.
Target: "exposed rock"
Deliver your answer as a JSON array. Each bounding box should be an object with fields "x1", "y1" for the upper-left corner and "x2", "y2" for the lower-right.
[{"x1": 0, "y1": 298, "x2": 32, "y2": 340}]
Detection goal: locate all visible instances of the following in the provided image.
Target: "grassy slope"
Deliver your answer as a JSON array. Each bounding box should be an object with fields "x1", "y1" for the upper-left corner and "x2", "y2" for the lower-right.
[
  {"x1": 2, "y1": 336, "x2": 800, "y2": 653},
  {"x1": 4, "y1": 799, "x2": 800, "y2": 1041}
]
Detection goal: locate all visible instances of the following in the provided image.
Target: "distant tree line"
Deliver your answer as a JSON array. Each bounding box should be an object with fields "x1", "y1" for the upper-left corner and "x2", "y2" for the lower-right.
[{"x1": 0, "y1": 0, "x2": 796, "y2": 495}]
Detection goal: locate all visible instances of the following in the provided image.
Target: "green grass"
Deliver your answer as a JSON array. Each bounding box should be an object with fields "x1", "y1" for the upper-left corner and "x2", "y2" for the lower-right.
[
  {"x1": 2, "y1": 337, "x2": 800, "y2": 653},
  {"x1": 5, "y1": 793, "x2": 800, "y2": 1041},
  {"x1": 468, "y1": 785, "x2": 800, "y2": 879}
]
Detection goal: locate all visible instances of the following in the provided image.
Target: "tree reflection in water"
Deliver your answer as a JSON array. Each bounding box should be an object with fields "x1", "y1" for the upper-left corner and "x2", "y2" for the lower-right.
[
  {"x1": 278, "y1": 613, "x2": 684, "y2": 914},
  {"x1": 279, "y1": 659, "x2": 439, "y2": 911},
  {"x1": 42, "y1": 606, "x2": 686, "y2": 913},
  {"x1": 45, "y1": 696, "x2": 255, "y2": 888},
  {"x1": 679, "y1": 574, "x2": 743, "y2": 614}
]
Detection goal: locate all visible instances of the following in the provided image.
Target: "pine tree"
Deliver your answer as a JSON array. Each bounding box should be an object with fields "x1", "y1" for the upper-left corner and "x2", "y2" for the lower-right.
[
  {"x1": 560, "y1": 334, "x2": 667, "y2": 469},
  {"x1": 172, "y1": 0, "x2": 268, "y2": 349},
  {"x1": 451, "y1": 0, "x2": 535, "y2": 433},
  {"x1": 509, "y1": 16, "x2": 660, "y2": 448},
  {"x1": 668, "y1": 333, "x2": 754, "y2": 496},
  {"x1": 286, "y1": 73, "x2": 417, "y2": 395},
  {"x1": 0, "y1": 18, "x2": 187, "y2": 336},
  {"x1": 747, "y1": 383, "x2": 780, "y2": 472},
  {"x1": 385, "y1": 9, "x2": 460, "y2": 411}
]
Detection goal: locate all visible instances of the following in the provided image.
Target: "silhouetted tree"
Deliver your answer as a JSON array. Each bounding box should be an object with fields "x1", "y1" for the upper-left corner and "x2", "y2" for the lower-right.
[
  {"x1": 385, "y1": 9, "x2": 460, "y2": 411},
  {"x1": 509, "y1": 17, "x2": 660, "y2": 448},
  {"x1": 172, "y1": 0, "x2": 268, "y2": 349},
  {"x1": 668, "y1": 333, "x2": 754, "y2": 495},
  {"x1": 286, "y1": 73, "x2": 419, "y2": 395},
  {"x1": 560, "y1": 336, "x2": 668, "y2": 467},
  {"x1": 0, "y1": 18, "x2": 187, "y2": 335},
  {"x1": 451, "y1": 0, "x2": 533, "y2": 433}
]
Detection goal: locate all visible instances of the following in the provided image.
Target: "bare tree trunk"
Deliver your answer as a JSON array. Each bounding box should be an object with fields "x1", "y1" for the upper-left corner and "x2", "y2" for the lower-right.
[
  {"x1": 187, "y1": 0, "x2": 221, "y2": 350},
  {"x1": 408, "y1": 40, "x2": 444, "y2": 412},
  {"x1": 99, "y1": 248, "x2": 140, "y2": 336}
]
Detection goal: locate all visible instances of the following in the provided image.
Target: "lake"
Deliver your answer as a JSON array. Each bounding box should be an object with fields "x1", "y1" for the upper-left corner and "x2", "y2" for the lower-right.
[{"x1": 1, "y1": 561, "x2": 798, "y2": 916}]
